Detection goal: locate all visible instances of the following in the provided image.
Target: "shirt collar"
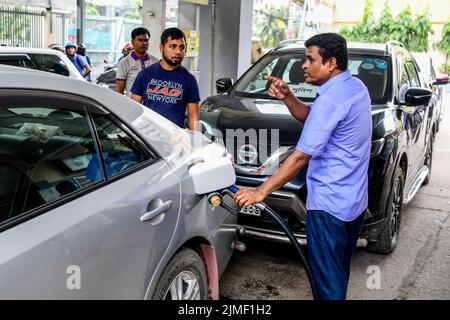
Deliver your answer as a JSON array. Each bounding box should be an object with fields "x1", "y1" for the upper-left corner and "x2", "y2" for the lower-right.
[
  {"x1": 317, "y1": 70, "x2": 352, "y2": 96},
  {"x1": 130, "y1": 51, "x2": 150, "y2": 61}
]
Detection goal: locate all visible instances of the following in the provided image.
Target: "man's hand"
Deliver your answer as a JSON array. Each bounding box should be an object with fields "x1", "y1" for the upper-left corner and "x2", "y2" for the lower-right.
[
  {"x1": 234, "y1": 187, "x2": 267, "y2": 208},
  {"x1": 116, "y1": 79, "x2": 126, "y2": 94},
  {"x1": 131, "y1": 94, "x2": 143, "y2": 103},
  {"x1": 187, "y1": 102, "x2": 200, "y2": 131},
  {"x1": 234, "y1": 150, "x2": 311, "y2": 208},
  {"x1": 266, "y1": 76, "x2": 292, "y2": 100},
  {"x1": 266, "y1": 76, "x2": 311, "y2": 122},
  {"x1": 83, "y1": 64, "x2": 91, "y2": 78}
]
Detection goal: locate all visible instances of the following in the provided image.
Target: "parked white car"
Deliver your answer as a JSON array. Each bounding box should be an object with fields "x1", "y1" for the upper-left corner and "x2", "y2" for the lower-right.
[{"x1": 0, "y1": 47, "x2": 84, "y2": 80}]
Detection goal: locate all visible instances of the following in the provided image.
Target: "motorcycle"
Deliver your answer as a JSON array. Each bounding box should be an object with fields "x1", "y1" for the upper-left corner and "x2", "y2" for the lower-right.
[{"x1": 96, "y1": 58, "x2": 118, "y2": 91}]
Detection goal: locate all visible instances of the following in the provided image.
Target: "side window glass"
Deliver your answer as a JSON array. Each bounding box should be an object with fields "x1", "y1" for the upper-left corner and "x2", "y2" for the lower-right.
[
  {"x1": 243, "y1": 58, "x2": 279, "y2": 93},
  {"x1": 429, "y1": 60, "x2": 436, "y2": 80},
  {"x1": 91, "y1": 115, "x2": 152, "y2": 179},
  {"x1": 0, "y1": 106, "x2": 102, "y2": 224},
  {"x1": 405, "y1": 57, "x2": 421, "y2": 88},
  {"x1": 0, "y1": 58, "x2": 35, "y2": 69},
  {"x1": 282, "y1": 57, "x2": 317, "y2": 99},
  {"x1": 398, "y1": 56, "x2": 410, "y2": 102},
  {"x1": 29, "y1": 54, "x2": 70, "y2": 77}
]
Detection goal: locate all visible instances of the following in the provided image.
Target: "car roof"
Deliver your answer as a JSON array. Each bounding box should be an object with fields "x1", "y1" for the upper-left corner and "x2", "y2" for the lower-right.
[
  {"x1": 0, "y1": 47, "x2": 65, "y2": 54},
  {"x1": 276, "y1": 41, "x2": 390, "y2": 56},
  {"x1": 0, "y1": 65, "x2": 134, "y2": 119},
  {"x1": 0, "y1": 47, "x2": 84, "y2": 80}
]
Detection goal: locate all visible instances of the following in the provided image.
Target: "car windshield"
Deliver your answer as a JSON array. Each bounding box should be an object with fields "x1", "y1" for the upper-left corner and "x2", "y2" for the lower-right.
[{"x1": 233, "y1": 51, "x2": 390, "y2": 104}]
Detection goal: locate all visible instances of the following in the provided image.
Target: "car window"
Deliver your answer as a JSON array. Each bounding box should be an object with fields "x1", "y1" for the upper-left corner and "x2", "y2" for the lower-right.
[
  {"x1": 0, "y1": 57, "x2": 36, "y2": 69},
  {"x1": 398, "y1": 60, "x2": 411, "y2": 102},
  {"x1": 0, "y1": 105, "x2": 102, "y2": 224},
  {"x1": 404, "y1": 54, "x2": 421, "y2": 88},
  {"x1": 233, "y1": 52, "x2": 390, "y2": 103},
  {"x1": 91, "y1": 115, "x2": 153, "y2": 180},
  {"x1": 238, "y1": 57, "x2": 280, "y2": 94},
  {"x1": 429, "y1": 59, "x2": 436, "y2": 80},
  {"x1": 29, "y1": 54, "x2": 70, "y2": 77}
]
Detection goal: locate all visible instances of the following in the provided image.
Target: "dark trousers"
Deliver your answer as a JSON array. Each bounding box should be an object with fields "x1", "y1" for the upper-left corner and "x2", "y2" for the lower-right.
[{"x1": 306, "y1": 209, "x2": 365, "y2": 300}]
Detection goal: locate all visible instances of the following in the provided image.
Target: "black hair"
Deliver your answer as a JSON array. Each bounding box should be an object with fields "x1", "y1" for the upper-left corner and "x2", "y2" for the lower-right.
[
  {"x1": 160, "y1": 27, "x2": 186, "y2": 45},
  {"x1": 131, "y1": 27, "x2": 150, "y2": 40},
  {"x1": 304, "y1": 33, "x2": 348, "y2": 70}
]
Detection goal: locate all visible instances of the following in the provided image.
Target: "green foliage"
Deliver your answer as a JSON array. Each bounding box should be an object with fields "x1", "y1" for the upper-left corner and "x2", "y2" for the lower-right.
[
  {"x1": 86, "y1": 3, "x2": 99, "y2": 16},
  {"x1": 436, "y1": 20, "x2": 450, "y2": 56},
  {"x1": 0, "y1": 5, "x2": 30, "y2": 46},
  {"x1": 256, "y1": 5, "x2": 288, "y2": 48},
  {"x1": 125, "y1": 0, "x2": 143, "y2": 20},
  {"x1": 339, "y1": 0, "x2": 433, "y2": 52},
  {"x1": 440, "y1": 63, "x2": 450, "y2": 74}
]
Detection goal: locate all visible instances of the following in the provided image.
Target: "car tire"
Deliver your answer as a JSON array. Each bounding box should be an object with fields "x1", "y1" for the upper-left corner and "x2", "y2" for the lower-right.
[
  {"x1": 423, "y1": 133, "x2": 434, "y2": 185},
  {"x1": 368, "y1": 165, "x2": 405, "y2": 254},
  {"x1": 151, "y1": 248, "x2": 208, "y2": 300}
]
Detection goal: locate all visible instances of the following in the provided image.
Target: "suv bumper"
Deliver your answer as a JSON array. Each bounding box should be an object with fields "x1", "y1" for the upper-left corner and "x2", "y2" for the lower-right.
[{"x1": 236, "y1": 184, "x2": 385, "y2": 246}]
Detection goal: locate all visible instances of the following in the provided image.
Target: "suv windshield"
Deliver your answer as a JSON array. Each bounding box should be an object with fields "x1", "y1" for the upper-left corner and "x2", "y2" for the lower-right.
[{"x1": 233, "y1": 51, "x2": 390, "y2": 104}]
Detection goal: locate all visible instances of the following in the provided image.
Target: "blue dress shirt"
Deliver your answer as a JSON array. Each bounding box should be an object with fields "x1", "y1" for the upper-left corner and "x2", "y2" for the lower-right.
[{"x1": 296, "y1": 70, "x2": 372, "y2": 221}]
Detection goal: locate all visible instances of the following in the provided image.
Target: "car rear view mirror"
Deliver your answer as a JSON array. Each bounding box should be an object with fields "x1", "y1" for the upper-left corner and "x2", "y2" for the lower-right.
[
  {"x1": 216, "y1": 78, "x2": 233, "y2": 94},
  {"x1": 189, "y1": 157, "x2": 236, "y2": 195},
  {"x1": 433, "y1": 74, "x2": 449, "y2": 86},
  {"x1": 402, "y1": 87, "x2": 432, "y2": 107}
]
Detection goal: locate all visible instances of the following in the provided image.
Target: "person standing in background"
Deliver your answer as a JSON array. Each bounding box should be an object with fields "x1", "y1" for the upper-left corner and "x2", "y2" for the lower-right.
[
  {"x1": 77, "y1": 43, "x2": 92, "y2": 82},
  {"x1": 116, "y1": 28, "x2": 158, "y2": 97},
  {"x1": 131, "y1": 27, "x2": 200, "y2": 131},
  {"x1": 65, "y1": 43, "x2": 91, "y2": 81}
]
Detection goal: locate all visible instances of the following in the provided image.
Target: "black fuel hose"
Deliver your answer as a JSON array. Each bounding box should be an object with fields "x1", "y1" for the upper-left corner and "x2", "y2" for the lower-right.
[
  {"x1": 254, "y1": 202, "x2": 319, "y2": 300},
  {"x1": 220, "y1": 187, "x2": 319, "y2": 300}
]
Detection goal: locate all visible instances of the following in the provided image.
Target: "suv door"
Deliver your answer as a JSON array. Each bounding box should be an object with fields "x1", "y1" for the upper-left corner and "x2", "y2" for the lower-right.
[
  {"x1": 0, "y1": 90, "x2": 181, "y2": 299},
  {"x1": 396, "y1": 50, "x2": 427, "y2": 179},
  {"x1": 404, "y1": 52, "x2": 431, "y2": 173}
]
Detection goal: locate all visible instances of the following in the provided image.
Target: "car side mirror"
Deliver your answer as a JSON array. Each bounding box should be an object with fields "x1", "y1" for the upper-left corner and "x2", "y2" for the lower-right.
[
  {"x1": 401, "y1": 87, "x2": 432, "y2": 107},
  {"x1": 216, "y1": 78, "x2": 233, "y2": 94},
  {"x1": 188, "y1": 157, "x2": 236, "y2": 194},
  {"x1": 433, "y1": 74, "x2": 449, "y2": 86}
]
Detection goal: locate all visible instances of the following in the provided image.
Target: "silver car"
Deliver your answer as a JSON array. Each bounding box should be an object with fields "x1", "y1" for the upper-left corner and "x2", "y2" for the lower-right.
[{"x1": 0, "y1": 66, "x2": 237, "y2": 299}]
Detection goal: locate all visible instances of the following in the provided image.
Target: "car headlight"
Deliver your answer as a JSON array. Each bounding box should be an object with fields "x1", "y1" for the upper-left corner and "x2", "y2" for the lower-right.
[
  {"x1": 235, "y1": 145, "x2": 295, "y2": 176},
  {"x1": 370, "y1": 138, "x2": 385, "y2": 157}
]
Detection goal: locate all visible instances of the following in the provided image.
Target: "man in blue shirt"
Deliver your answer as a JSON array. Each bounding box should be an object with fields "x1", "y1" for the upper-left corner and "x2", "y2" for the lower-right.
[
  {"x1": 131, "y1": 28, "x2": 200, "y2": 130},
  {"x1": 234, "y1": 33, "x2": 372, "y2": 300},
  {"x1": 65, "y1": 43, "x2": 91, "y2": 81}
]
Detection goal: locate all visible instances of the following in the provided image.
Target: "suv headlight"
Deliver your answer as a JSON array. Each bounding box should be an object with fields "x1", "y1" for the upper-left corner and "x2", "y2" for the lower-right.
[
  {"x1": 235, "y1": 145, "x2": 295, "y2": 176},
  {"x1": 370, "y1": 138, "x2": 385, "y2": 157}
]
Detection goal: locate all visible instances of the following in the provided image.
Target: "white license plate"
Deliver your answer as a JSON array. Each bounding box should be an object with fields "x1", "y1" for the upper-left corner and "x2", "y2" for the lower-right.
[{"x1": 239, "y1": 204, "x2": 261, "y2": 217}]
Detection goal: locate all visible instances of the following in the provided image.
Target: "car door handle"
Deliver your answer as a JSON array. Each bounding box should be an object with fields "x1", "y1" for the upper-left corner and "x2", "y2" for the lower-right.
[{"x1": 140, "y1": 199, "x2": 172, "y2": 222}]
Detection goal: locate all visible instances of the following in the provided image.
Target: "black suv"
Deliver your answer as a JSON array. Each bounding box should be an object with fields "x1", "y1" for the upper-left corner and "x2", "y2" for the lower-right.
[{"x1": 200, "y1": 40, "x2": 445, "y2": 254}]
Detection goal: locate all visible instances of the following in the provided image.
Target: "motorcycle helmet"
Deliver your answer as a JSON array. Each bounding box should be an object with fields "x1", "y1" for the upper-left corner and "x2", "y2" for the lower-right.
[{"x1": 122, "y1": 42, "x2": 134, "y2": 55}]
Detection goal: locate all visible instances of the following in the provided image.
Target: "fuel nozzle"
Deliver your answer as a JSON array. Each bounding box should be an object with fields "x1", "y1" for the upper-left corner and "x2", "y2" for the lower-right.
[{"x1": 206, "y1": 186, "x2": 241, "y2": 214}]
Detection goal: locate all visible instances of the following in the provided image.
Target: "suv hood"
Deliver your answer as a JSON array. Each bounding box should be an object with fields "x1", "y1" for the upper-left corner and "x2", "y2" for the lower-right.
[
  {"x1": 201, "y1": 95, "x2": 394, "y2": 182},
  {"x1": 202, "y1": 95, "x2": 392, "y2": 147}
]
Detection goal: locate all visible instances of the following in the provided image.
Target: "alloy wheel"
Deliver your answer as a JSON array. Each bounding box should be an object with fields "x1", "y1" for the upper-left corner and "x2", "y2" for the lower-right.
[
  {"x1": 390, "y1": 176, "x2": 403, "y2": 242},
  {"x1": 163, "y1": 271, "x2": 201, "y2": 300}
]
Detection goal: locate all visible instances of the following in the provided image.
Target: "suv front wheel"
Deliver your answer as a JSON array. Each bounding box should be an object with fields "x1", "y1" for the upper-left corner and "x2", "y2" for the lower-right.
[{"x1": 368, "y1": 165, "x2": 405, "y2": 254}]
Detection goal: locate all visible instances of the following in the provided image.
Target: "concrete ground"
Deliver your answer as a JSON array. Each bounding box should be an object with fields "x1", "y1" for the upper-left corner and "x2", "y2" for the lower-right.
[{"x1": 219, "y1": 94, "x2": 450, "y2": 300}]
